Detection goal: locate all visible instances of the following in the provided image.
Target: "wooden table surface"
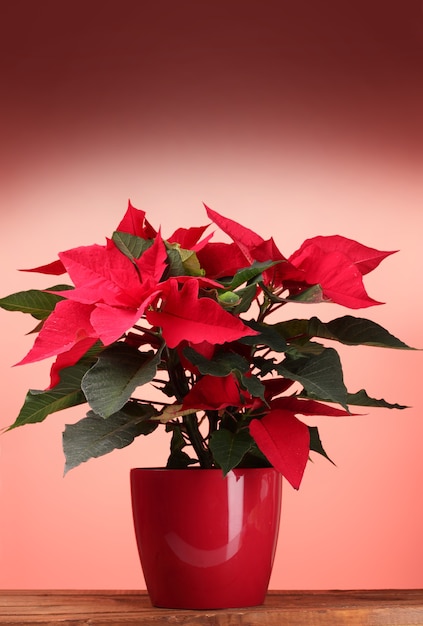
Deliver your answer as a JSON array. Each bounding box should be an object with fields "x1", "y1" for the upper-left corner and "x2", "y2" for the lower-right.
[{"x1": 0, "y1": 590, "x2": 422, "y2": 625}]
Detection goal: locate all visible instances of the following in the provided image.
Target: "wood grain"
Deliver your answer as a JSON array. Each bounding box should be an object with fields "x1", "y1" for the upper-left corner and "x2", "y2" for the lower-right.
[{"x1": 0, "y1": 590, "x2": 422, "y2": 625}]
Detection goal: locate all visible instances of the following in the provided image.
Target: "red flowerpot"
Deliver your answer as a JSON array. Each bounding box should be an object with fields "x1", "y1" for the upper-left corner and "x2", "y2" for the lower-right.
[{"x1": 130, "y1": 467, "x2": 282, "y2": 609}]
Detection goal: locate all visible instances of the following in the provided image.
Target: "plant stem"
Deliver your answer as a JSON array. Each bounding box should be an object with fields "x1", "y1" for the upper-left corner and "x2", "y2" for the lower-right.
[
  {"x1": 167, "y1": 347, "x2": 213, "y2": 469},
  {"x1": 183, "y1": 414, "x2": 213, "y2": 469}
]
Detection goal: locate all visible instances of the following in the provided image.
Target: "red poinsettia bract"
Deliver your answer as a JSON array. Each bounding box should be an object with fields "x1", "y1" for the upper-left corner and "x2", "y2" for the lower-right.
[{"x1": 3, "y1": 199, "x2": 407, "y2": 490}]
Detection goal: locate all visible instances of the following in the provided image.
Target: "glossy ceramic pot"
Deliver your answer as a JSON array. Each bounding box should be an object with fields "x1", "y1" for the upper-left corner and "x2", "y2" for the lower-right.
[{"x1": 130, "y1": 467, "x2": 282, "y2": 609}]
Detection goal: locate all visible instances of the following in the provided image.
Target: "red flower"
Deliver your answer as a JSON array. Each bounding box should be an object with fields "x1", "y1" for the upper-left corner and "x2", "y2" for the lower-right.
[
  {"x1": 146, "y1": 278, "x2": 258, "y2": 349},
  {"x1": 3, "y1": 199, "x2": 408, "y2": 487},
  {"x1": 250, "y1": 410, "x2": 310, "y2": 490},
  {"x1": 168, "y1": 224, "x2": 211, "y2": 250},
  {"x1": 182, "y1": 373, "x2": 252, "y2": 411},
  {"x1": 196, "y1": 242, "x2": 249, "y2": 279},
  {"x1": 18, "y1": 238, "x2": 166, "y2": 364},
  {"x1": 116, "y1": 199, "x2": 157, "y2": 239},
  {"x1": 289, "y1": 235, "x2": 396, "y2": 308},
  {"x1": 203, "y1": 204, "x2": 304, "y2": 286},
  {"x1": 16, "y1": 300, "x2": 98, "y2": 365}
]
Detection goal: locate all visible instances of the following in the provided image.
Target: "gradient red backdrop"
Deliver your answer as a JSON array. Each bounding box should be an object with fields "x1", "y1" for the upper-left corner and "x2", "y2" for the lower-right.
[{"x1": 1, "y1": 1, "x2": 422, "y2": 589}]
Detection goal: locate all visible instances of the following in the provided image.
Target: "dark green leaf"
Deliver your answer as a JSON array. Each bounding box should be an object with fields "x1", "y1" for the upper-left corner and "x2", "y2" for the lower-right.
[
  {"x1": 166, "y1": 450, "x2": 198, "y2": 468},
  {"x1": 288, "y1": 284, "x2": 325, "y2": 303},
  {"x1": 287, "y1": 341, "x2": 326, "y2": 356},
  {"x1": 165, "y1": 246, "x2": 185, "y2": 277},
  {"x1": 209, "y1": 429, "x2": 253, "y2": 475},
  {"x1": 308, "y1": 315, "x2": 414, "y2": 349},
  {"x1": 26, "y1": 319, "x2": 44, "y2": 334},
  {"x1": 238, "y1": 372, "x2": 266, "y2": 402},
  {"x1": 183, "y1": 346, "x2": 249, "y2": 376},
  {"x1": 112, "y1": 231, "x2": 153, "y2": 260},
  {"x1": 262, "y1": 284, "x2": 325, "y2": 305},
  {"x1": 221, "y1": 260, "x2": 279, "y2": 290},
  {"x1": 241, "y1": 320, "x2": 288, "y2": 352},
  {"x1": 346, "y1": 389, "x2": 409, "y2": 410},
  {"x1": 78, "y1": 340, "x2": 105, "y2": 363},
  {"x1": 63, "y1": 404, "x2": 158, "y2": 473},
  {"x1": 309, "y1": 426, "x2": 335, "y2": 464},
  {"x1": 279, "y1": 348, "x2": 348, "y2": 409},
  {"x1": 231, "y1": 283, "x2": 259, "y2": 314},
  {"x1": 252, "y1": 355, "x2": 280, "y2": 377},
  {"x1": 239, "y1": 444, "x2": 272, "y2": 468},
  {"x1": 0, "y1": 285, "x2": 72, "y2": 320},
  {"x1": 275, "y1": 319, "x2": 309, "y2": 343},
  {"x1": 168, "y1": 425, "x2": 186, "y2": 453},
  {"x1": 7, "y1": 363, "x2": 89, "y2": 429},
  {"x1": 81, "y1": 343, "x2": 164, "y2": 418}
]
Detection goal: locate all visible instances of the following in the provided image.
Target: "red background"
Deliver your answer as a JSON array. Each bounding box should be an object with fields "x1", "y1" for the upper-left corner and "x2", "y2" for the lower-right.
[{"x1": 1, "y1": 1, "x2": 422, "y2": 589}]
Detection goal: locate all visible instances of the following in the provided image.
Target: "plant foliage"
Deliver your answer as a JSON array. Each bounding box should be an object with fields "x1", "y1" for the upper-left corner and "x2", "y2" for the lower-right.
[{"x1": 0, "y1": 201, "x2": 414, "y2": 488}]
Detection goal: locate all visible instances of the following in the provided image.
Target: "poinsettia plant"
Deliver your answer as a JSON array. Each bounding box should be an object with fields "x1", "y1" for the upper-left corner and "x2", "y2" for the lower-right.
[{"x1": 0, "y1": 202, "x2": 412, "y2": 488}]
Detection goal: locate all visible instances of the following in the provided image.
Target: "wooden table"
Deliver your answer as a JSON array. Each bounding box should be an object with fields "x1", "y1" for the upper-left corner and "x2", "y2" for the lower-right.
[{"x1": 0, "y1": 590, "x2": 422, "y2": 625}]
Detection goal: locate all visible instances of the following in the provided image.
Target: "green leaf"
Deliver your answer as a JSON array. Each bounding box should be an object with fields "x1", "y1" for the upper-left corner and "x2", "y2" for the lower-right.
[
  {"x1": 276, "y1": 316, "x2": 414, "y2": 351},
  {"x1": 183, "y1": 346, "x2": 249, "y2": 376},
  {"x1": 346, "y1": 389, "x2": 408, "y2": 410},
  {"x1": 112, "y1": 231, "x2": 153, "y2": 260},
  {"x1": 168, "y1": 424, "x2": 186, "y2": 453},
  {"x1": 221, "y1": 260, "x2": 279, "y2": 290},
  {"x1": 279, "y1": 348, "x2": 348, "y2": 409},
  {"x1": 217, "y1": 290, "x2": 241, "y2": 308},
  {"x1": 237, "y1": 372, "x2": 266, "y2": 402},
  {"x1": 179, "y1": 248, "x2": 204, "y2": 277},
  {"x1": 165, "y1": 243, "x2": 205, "y2": 277},
  {"x1": 309, "y1": 426, "x2": 335, "y2": 464},
  {"x1": 275, "y1": 319, "x2": 309, "y2": 343},
  {"x1": 251, "y1": 355, "x2": 278, "y2": 376},
  {"x1": 166, "y1": 450, "x2": 198, "y2": 468},
  {"x1": 231, "y1": 283, "x2": 259, "y2": 314},
  {"x1": 239, "y1": 444, "x2": 272, "y2": 468},
  {"x1": 0, "y1": 285, "x2": 72, "y2": 320},
  {"x1": 241, "y1": 320, "x2": 288, "y2": 352},
  {"x1": 81, "y1": 342, "x2": 164, "y2": 418},
  {"x1": 63, "y1": 403, "x2": 158, "y2": 473},
  {"x1": 166, "y1": 424, "x2": 197, "y2": 468},
  {"x1": 7, "y1": 363, "x2": 89, "y2": 429},
  {"x1": 209, "y1": 429, "x2": 253, "y2": 475},
  {"x1": 262, "y1": 283, "x2": 325, "y2": 305},
  {"x1": 288, "y1": 284, "x2": 325, "y2": 303},
  {"x1": 308, "y1": 315, "x2": 414, "y2": 349},
  {"x1": 165, "y1": 246, "x2": 185, "y2": 277},
  {"x1": 287, "y1": 341, "x2": 326, "y2": 356}
]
